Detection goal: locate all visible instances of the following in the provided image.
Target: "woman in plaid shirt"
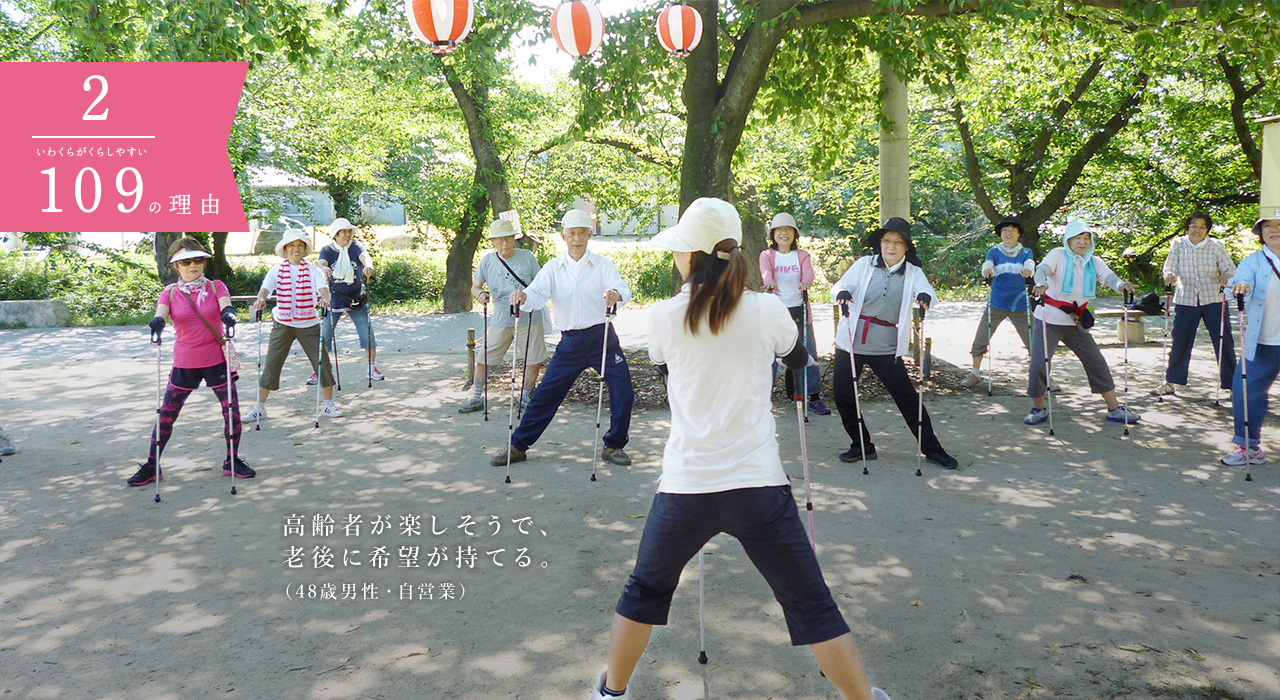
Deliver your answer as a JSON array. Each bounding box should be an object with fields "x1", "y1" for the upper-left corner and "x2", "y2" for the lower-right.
[{"x1": 1156, "y1": 212, "x2": 1237, "y2": 396}]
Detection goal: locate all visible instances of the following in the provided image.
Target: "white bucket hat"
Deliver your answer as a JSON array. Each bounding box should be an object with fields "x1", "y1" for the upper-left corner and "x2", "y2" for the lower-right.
[
  {"x1": 327, "y1": 217, "x2": 355, "y2": 235},
  {"x1": 275, "y1": 228, "x2": 313, "y2": 258},
  {"x1": 169, "y1": 248, "x2": 212, "y2": 264},
  {"x1": 650, "y1": 197, "x2": 742, "y2": 254},
  {"x1": 488, "y1": 219, "x2": 523, "y2": 239},
  {"x1": 561, "y1": 209, "x2": 593, "y2": 231},
  {"x1": 767, "y1": 212, "x2": 799, "y2": 235}
]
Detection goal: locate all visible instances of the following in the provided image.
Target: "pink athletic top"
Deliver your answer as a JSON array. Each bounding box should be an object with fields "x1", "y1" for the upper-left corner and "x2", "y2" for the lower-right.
[{"x1": 159, "y1": 279, "x2": 230, "y2": 369}]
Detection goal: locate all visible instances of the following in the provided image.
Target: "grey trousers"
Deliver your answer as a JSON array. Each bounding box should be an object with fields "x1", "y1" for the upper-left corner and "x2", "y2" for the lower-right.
[
  {"x1": 971, "y1": 306, "x2": 1032, "y2": 357},
  {"x1": 1028, "y1": 320, "x2": 1115, "y2": 399}
]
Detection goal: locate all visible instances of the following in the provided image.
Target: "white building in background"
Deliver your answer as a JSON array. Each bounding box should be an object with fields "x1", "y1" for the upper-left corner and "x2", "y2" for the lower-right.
[
  {"x1": 247, "y1": 166, "x2": 407, "y2": 229},
  {"x1": 572, "y1": 196, "x2": 679, "y2": 238}
]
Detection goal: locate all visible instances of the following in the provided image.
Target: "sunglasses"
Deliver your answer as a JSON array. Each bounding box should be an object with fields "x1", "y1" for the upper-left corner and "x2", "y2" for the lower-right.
[{"x1": 175, "y1": 258, "x2": 206, "y2": 267}]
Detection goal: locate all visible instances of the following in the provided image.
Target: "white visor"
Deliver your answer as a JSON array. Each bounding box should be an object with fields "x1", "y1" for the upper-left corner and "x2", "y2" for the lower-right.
[{"x1": 170, "y1": 249, "x2": 213, "y2": 263}]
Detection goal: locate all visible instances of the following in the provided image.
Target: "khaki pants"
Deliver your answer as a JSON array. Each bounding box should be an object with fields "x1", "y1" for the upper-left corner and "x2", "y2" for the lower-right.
[
  {"x1": 483, "y1": 320, "x2": 549, "y2": 366},
  {"x1": 259, "y1": 323, "x2": 334, "y2": 390}
]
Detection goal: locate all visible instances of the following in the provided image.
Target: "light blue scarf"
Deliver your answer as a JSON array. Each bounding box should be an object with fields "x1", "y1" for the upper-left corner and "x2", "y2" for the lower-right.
[{"x1": 1060, "y1": 230, "x2": 1097, "y2": 299}]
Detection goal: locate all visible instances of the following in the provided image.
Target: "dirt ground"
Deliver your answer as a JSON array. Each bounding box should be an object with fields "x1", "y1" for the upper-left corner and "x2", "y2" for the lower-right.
[{"x1": 1, "y1": 300, "x2": 1276, "y2": 700}]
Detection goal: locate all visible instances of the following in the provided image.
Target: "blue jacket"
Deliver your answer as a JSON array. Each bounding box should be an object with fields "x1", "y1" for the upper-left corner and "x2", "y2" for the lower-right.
[{"x1": 1227, "y1": 248, "x2": 1279, "y2": 362}]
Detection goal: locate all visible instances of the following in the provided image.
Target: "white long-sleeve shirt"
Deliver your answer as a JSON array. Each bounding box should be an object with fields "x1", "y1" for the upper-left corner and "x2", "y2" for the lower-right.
[
  {"x1": 1032, "y1": 248, "x2": 1125, "y2": 326},
  {"x1": 518, "y1": 249, "x2": 631, "y2": 331}
]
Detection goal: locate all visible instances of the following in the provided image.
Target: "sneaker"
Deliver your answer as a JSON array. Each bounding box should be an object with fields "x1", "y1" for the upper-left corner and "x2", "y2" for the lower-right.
[
  {"x1": 1023, "y1": 408, "x2": 1049, "y2": 425},
  {"x1": 126, "y1": 463, "x2": 161, "y2": 486},
  {"x1": 306, "y1": 371, "x2": 318, "y2": 386},
  {"x1": 1047, "y1": 379, "x2": 1061, "y2": 393},
  {"x1": 925, "y1": 450, "x2": 960, "y2": 469},
  {"x1": 222, "y1": 457, "x2": 256, "y2": 478},
  {"x1": 872, "y1": 689, "x2": 892, "y2": 700},
  {"x1": 961, "y1": 371, "x2": 982, "y2": 388},
  {"x1": 1105, "y1": 405, "x2": 1141, "y2": 423},
  {"x1": 368, "y1": 366, "x2": 385, "y2": 381},
  {"x1": 321, "y1": 401, "x2": 344, "y2": 418},
  {"x1": 1151, "y1": 382, "x2": 1176, "y2": 396},
  {"x1": 245, "y1": 402, "x2": 267, "y2": 421},
  {"x1": 808, "y1": 398, "x2": 831, "y2": 416},
  {"x1": 458, "y1": 397, "x2": 485, "y2": 414},
  {"x1": 490, "y1": 445, "x2": 526, "y2": 467},
  {"x1": 0, "y1": 432, "x2": 14, "y2": 456},
  {"x1": 1220, "y1": 446, "x2": 1265, "y2": 466},
  {"x1": 839, "y1": 446, "x2": 878, "y2": 462},
  {"x1": 589, "y1": 668, "x2": 630, "y2": 700},
  {"x1": 601, "y1": 447, "x2": 632, "y2": 466}
]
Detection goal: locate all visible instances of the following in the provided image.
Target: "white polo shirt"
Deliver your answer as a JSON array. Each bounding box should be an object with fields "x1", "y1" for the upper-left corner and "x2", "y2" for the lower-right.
[
  {"x1": 648, "y1": 289, "x2": 797, "y2": 494},
  {"x1": 519, "y1": 249, "x2": 631, "y2": 331}
]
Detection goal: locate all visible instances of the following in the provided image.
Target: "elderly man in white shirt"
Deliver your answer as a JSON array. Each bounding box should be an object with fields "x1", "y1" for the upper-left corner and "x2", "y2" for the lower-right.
[{"x1": 490, "y1": 209, "x2": 636, "y2": 467}]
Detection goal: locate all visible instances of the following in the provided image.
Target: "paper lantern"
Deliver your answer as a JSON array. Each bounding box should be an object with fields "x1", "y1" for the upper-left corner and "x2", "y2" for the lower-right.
[
  {"x1": 551, "y1": 0, "x2": 604, "y2": 57},
  {"x1": 656, "y1": 3, "x2": 702, "y2": 58},
  {"x1": 406, "y1": 0, "x2": 474, "y2": 55}
]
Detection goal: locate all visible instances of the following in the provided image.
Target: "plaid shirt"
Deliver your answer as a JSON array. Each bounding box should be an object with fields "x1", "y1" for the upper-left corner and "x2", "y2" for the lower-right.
[{"x1": 1162, "y1": 236, "x2": 1236, "y2": 306}]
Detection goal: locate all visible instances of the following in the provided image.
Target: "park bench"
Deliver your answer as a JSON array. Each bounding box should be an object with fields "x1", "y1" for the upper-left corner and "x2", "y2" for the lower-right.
[{"x1": 1095, "y1": 308, "x2": 1152, "y2": 343}]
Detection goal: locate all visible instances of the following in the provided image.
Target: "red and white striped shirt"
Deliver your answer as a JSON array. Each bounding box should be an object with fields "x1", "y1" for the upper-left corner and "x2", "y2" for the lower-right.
[{"x1": 261, "y1": 262, "x2": 328, "y2": 328}]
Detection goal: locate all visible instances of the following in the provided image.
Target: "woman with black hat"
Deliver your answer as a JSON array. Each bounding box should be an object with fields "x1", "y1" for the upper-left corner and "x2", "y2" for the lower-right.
[
  {"x1": 963, "y1": 217, "x2": 1035, "y2": 388},
  {"x1": 830, "y1": 217, "x2": 959, "y2": 469}
]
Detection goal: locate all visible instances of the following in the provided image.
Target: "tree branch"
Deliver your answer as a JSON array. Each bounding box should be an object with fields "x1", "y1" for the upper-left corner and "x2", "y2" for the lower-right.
[
  {"x1": 793, "y1": 0, "x2": 1199, "y2": 29},
  {"x1": 581, "y1": 137, "x2": 680, "y2": 170},
  {"x1": 950, "y1": 85, "x2": 1001, "y2": 224},
  {"x1": 1216, "y1": 53, "x2": 1263, "y2": 179},
  {"x1": 1, "y1": 19, "x2": 58, "y2": 61}
]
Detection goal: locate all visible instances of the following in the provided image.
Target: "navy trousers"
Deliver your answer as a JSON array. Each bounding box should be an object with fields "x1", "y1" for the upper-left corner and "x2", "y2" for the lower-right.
[
  {"x1": 511, "y1": 322, "x2": 633, "y2": 452},
  {"x1": 1165, "y1": 301, "x2": 1236, "y2": 389}
]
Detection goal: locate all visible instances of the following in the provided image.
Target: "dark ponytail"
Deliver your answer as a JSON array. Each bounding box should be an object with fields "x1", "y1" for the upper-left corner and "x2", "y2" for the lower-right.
[{"x1": 684, "y1": 239, "x2": 749, "y2": 336}]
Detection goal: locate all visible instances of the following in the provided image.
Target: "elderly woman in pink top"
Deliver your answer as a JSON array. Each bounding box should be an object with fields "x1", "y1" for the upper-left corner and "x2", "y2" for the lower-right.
[
  {"x1": 759, "y1": 213, "x2": 829, "y2": 415},
  {"x1": 128, "y1": 237, "x2": 252, "y2": 486}
]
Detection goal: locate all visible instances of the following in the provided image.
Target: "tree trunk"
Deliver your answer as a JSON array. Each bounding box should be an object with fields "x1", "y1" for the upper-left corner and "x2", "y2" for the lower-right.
[
  {"x1": 207, "y1": 232, "x2": 230, "y2": 281},
  {"x1": 329, "y1": 182, "x2": 359, "y2": 221},
  {"x1": 153, "y1": 232, "x2": 181, "y2": 285},
  {"x1": 443, "y1": 179, "x2": 489, "y2": 313},
  {"x1": 441, "y1": 61, "x2": 513, "y2": 313}
]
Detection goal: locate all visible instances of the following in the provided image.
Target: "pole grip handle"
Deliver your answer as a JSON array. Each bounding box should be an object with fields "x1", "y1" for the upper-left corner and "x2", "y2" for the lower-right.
[
  {"x1": 1236, "y1": 293, "x2": 1245, "y2": 311},
  {"x1": 511, "y1": 304, "x2": 519, "y2": 318},
  {"x1": 607, "y1": 303, "x2": 617, "y2": 316},
  {"x1": 255, "y1": 309, "x2": 263, "y2": 322},
  {"x1": 151, "y1": 330, "x2": 161, "y2": 344}
]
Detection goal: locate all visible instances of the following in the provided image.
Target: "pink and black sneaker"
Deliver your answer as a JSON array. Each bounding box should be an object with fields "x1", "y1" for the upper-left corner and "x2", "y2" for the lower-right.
[
  {"x1": 127, "y1": 463, "x2": 162, "y2": 487},
  {"x1": 222, "y1": 457, "x2": 256, "y2": 479}
]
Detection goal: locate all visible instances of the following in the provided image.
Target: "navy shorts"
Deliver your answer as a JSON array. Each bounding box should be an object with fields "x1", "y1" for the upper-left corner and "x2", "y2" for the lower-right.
[{"x1": 615, "y1": 486, "x2": 850, "y2": 646}]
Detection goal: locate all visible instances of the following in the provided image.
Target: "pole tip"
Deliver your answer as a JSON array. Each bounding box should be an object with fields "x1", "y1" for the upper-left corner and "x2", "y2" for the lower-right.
[
  {"x1": 915, "y1": 468, "x2": 922, "y2": 477},
  {"x1": 505, "y1": 476, "x2": 511, "y2": 484},
  {"x1": 231, "y1": 486, "x2": 237, "y2": 495},
  {"x1": 698, "y1": 652, "x2": 708, "y2": 664},
  {"x1": 590, "y1": 474, "x2": 597, "y2": 481},
  {"x1": 1245, "y1": 473, "x2": 1252, "y2": 481},
  {"x1": 863, "y1": 466, "x2": 869, "y2": 475},
  {"x1": 154, "y1": 494, "x2": 161, "y2": 503}
]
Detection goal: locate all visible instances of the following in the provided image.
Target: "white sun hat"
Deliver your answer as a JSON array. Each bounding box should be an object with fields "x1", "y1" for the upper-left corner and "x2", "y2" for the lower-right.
[
  {"x1": 650, "y1": 197, "x2": 742, "y2": 254},
  {"x1": 274, "y1": 228, "x2": 313, "y2": 258},
  {"x1": 488, "y1": 219, "x2": 523, "y2": 239},
  {"x1": 327, "y1": 217, "x2": 355, "y2": 235}
]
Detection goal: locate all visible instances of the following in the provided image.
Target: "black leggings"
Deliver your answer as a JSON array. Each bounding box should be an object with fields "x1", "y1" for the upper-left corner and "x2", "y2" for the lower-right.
[
  {"x1": 831, "y1": 350, "x2": 943, "y2": 455},
  {"x1": 145, "y1": 366, "x2": 241, "y2": 466}
]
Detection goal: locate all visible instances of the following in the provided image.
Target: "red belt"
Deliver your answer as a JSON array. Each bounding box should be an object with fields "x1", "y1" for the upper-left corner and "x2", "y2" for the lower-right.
[
  {"x1": 857, "y1": 314, "x2": 896, "y2": 343},
  {"x1": 1041, "y1": 295, "x2": 1087, "y2": 323}
]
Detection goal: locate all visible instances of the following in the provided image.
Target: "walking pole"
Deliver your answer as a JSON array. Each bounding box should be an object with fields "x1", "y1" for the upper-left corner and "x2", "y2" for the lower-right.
[
  {"x1": 516, "y1": 307, "x2": 534, "y2": 419},
  {"x1": 697, "y1": 547, "x2": 708, "y2": 664},
  {"x1": 1159, "y1": 283, "x2": 1172, "y2": 402},
  {"x1": 223, "y1": 321, "x2": 238, "y2": 495},
  {"x1": 1214, "y1": 290, "x2": 1228, "y2": 407},
  {"x1": 1236, "y1": 293, "x2": 1254, "y2": 482},
  {"x1": 504, "y1": 304, "x2": 521, "y2": 485},
  {"x1": 1034, "y1": 291, "x2": 1055, "y2": 436},
  {"x1": 254, "y1": 308, "x2": 263, "y2": 431},
  {"x1": 482, "y1": 299, "x2": 489, "y2": 421},
  {"x1": 330, "y1": 311, "x2": 342, "y2": 392},
  {"x1": 366, "y1": 289, "x2": 375, "y2": 389},
  {"x1": 794, "y1": 387, "x2": 816, "y2": 549},
  {"x1": 985, "y1": 277, "x2": 993, "y2": 396},
  {"x1": 1122, "y1": 290, "x2": 1133, "y2": 436},
  {"x1": 801, "y1": 290, "x2": 811, "y2": 422},
  {"x1": 843, "y1": 301, "x2": 871, "y2": 476},
  {"x1": 590, "y1": 304, "x2": 617, "y2": 483},
  {"x1": 152, "y1": 326, "x2": 164, "y2": 503},
  {"x1": 315, "y1": 308, "x2": 326, "y2": 429},
  {"x1": 915, "y1": 303, "x2": 927, "y2": 477}
]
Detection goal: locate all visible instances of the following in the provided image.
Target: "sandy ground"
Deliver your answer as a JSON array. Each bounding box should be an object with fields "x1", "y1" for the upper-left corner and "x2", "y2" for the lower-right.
[{"x1": 1, "y1": 300, "x2": 1277, "y2": 700}]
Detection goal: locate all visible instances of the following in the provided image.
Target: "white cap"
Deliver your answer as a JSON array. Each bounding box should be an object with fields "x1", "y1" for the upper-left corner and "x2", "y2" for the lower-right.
[
  {"x1": 650, "y1": 197, "x2": 742, "y2": 254},
  {"x1": 169, "y1": 248, "x2": 212, "y2": 263},
  {"x1": 768, "y1": 212, "x2": 799, "y2": 234},
  {"x1": 327, "y1": 217, "x2": 355, "y2": 235},
  {"x1": 488, "y1": 219, "x2": 523, "y2": 239},
  {"x1": 561, "y1": 209, "x2": 593, "y2": 231}
]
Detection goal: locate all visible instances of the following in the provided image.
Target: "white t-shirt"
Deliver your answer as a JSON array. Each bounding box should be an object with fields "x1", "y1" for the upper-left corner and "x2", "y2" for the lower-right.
[
  {"x1": 647, "y1": 289, "x2": 798, "y2": 494},
  {"x1": 1261, "y1": 260, "x2": 1280, "y2": 346},
  {"x1": 771, "y1": 251, "x2": 803, "y2": 307}
]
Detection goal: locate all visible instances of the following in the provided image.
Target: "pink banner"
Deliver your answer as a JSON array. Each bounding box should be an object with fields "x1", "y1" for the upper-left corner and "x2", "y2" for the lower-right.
[{"x1": 0, "y1": 62, "x2": 249, "y2": 232}]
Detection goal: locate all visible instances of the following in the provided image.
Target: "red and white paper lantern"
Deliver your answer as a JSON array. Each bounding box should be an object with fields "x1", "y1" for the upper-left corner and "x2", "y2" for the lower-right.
[
  {"x1": 406, "y1": 0, "x2": 474, "y2": 55},
  {"x1": 656, "y1": 3, "x2": 702, "y2": 58},
  {"x1": 551, "y1": 0, "x2": 604, "y2": 57}
]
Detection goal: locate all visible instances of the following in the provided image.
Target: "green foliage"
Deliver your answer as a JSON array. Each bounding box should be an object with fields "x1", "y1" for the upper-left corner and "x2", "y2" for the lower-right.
[
  {"x1": 0, "y1": 251, "x2": 161, "y2": 324},
  {"x1": 596, "y1": 247, "x2": 675, "y2": 304},
  {"x1": 369, "y1": 250, "x2": 448, "y2": 302}
]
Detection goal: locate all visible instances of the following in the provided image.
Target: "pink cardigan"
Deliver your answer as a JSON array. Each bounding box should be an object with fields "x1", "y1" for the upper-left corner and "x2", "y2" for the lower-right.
[{"x1": 759, "y1": 248, "x2": 815, "y2": 289}]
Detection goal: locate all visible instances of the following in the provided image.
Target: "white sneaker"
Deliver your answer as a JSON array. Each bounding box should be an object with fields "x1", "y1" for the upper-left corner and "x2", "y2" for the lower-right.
[
  {"x1": 368, "y1": 366, "x2": 385, "y2": 381},
  {"x1": 321, "y1": 401, "x2": 344, "y2": 418},
  {"x1": 589, "y1": 668, "x2": 629, "y2": 700},
  {"x1": 872, "y1": 688, "x2": 892, "y2": 700},
  {"x1": 0, "y1": 432, "x2": 15, "y2": 456},
  {"x1": 305, "y1": 371, "x2": 318, "y2": 386},
  {"x1": 1220, "y1": 445, "x2": 1265, "y2": 466},
  {"x1": 961, "y1": 371, "x2": 982, "y2": 388},
  {"x1": 1047, "y1": 379, "x2": 1061, "y2": 393},
  {"x1": 1105, "y1": 405, "x2": 1141, "y2": 423},
  {"x1": 245, "y1": 403, "x2": 267, "y2": 421},
  {"x1": 1151, "y1": 381, "x2": 1176, "y2": 396}
]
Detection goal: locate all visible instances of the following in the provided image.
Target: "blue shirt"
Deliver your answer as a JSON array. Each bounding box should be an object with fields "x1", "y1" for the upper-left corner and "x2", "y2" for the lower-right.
[{"x1": 986, "y1": 246, "x2": 1034, "y2": 312}]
